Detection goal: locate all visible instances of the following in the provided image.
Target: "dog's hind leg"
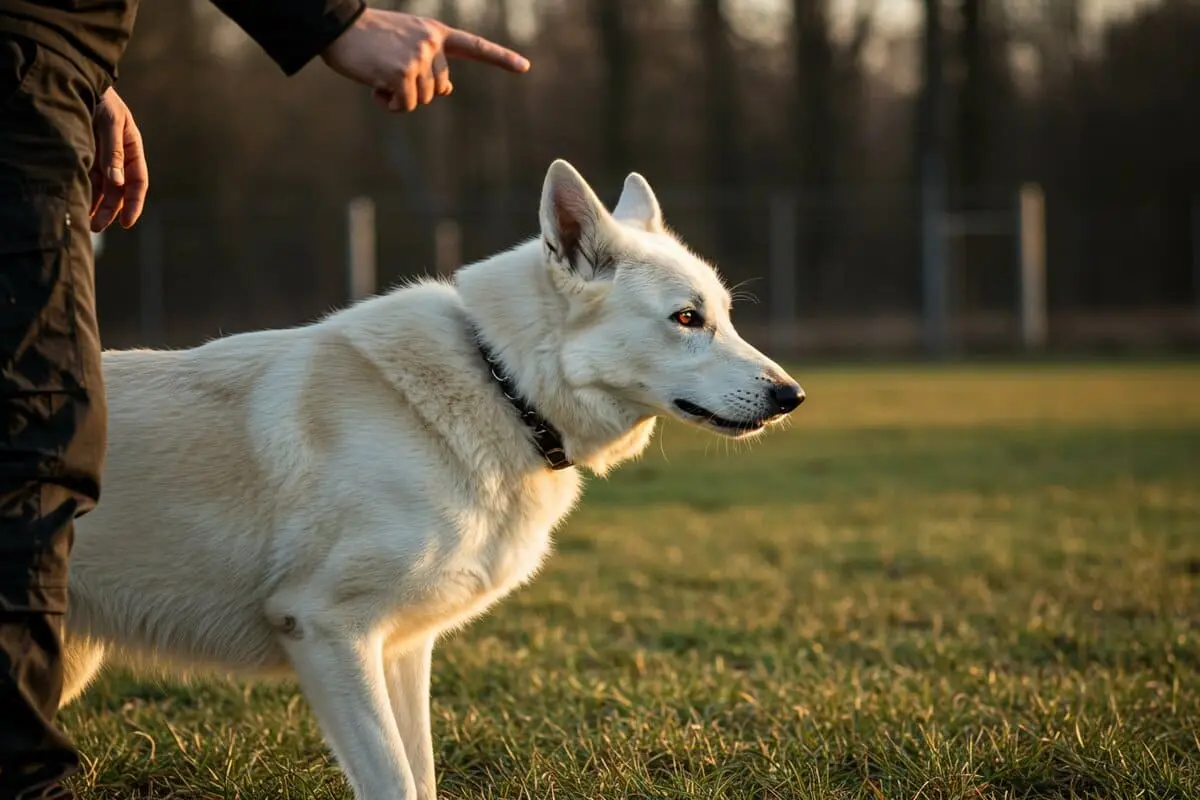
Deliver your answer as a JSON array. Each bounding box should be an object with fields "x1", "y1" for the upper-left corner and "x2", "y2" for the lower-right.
[
  {"x1": 385, "y1": 636, "x2": 436, "y2": 800},
  {"x1": 59, "y1": 634, "x2": 106, "y2": 708},
  {"x1": 283, "y1": 627, "x2": 419, "y2": 800}
]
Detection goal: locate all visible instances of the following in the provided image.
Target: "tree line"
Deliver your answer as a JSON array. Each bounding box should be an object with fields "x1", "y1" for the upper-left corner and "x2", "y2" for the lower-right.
[{"x1": 94, "y1": 0, "x2": 1200, "y2": 348}]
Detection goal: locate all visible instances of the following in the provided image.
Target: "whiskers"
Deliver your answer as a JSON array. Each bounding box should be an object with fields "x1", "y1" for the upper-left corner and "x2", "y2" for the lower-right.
[{"x1": 727, "y1": 277, "x2": 763, "y2": 308}]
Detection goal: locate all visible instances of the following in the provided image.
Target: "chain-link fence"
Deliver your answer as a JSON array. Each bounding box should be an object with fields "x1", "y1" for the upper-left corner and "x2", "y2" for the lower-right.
[{"x1": 92, "y1": 187, "x2": 1200, "y2": 355}]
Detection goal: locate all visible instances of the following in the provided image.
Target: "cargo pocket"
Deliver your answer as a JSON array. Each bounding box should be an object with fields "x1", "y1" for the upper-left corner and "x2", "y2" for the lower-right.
[
  {"x1": 0, "y1": 192, "x2": 87, "y2": 611},
  {"x1": 0, "y1": 36, "x2": 43, "y2": 109},
  {"x1": 0, "y1": 190, "x2": 84, "y2": 397}
]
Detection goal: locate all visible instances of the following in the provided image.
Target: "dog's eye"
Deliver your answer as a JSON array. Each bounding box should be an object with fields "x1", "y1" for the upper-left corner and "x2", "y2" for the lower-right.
[{"x1": 671, "y1": 310, "x2": 703, "y2": 328}]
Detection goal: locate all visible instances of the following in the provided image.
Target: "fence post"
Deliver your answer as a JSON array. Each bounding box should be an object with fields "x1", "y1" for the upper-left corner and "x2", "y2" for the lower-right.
[
  {"x1": 768, "y1": 192, "x2": 798, "y2": 351},
  {"x1": 1017, "y1": 183, "x2": 1047, "y2": 351},
  {"x1": 347, "y1": 196, "x2": 377, "y2": 303},
  {"x1": 138, "y1": 208, "x2": 165, "y2": 344}
]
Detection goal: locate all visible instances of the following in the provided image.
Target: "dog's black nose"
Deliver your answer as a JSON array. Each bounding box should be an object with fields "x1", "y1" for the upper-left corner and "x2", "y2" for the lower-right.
[{"x1": 769, "y1": 382, "x2": 805, "y2": 415}]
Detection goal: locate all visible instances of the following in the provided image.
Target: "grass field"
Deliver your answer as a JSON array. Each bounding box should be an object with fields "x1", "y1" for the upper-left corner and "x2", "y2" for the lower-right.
[{"x1": 62, "y1": 362, "x2": 1200, "y2": 799}]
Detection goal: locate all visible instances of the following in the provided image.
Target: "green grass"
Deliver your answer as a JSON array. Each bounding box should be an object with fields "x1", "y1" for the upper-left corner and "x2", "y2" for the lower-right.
[{"x1": 62, "y1": 362, "x2": 1200, "y2": 799}]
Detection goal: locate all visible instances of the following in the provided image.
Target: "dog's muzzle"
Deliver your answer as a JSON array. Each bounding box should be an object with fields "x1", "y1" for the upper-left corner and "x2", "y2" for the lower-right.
[{"x1": 672, "y1": 381, "x2": 804, "y2": 435}]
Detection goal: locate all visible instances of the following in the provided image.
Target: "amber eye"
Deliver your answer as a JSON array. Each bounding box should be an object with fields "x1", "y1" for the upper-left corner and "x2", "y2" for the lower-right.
[{"x1": 671, "y1": 309, "x2": 703, "y2": 328}]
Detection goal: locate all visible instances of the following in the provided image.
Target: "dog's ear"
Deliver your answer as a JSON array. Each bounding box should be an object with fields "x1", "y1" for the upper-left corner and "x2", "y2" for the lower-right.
[
  {"x1": 612, "y1": 172, "x2": 663, "y2": 232},
  {"x1": 539, "y1": 159, "x2": 614, "y2": 281}
]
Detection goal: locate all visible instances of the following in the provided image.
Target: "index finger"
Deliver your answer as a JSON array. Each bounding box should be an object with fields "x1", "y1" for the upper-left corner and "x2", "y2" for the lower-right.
[{"x1": 442, "y1": 29, "x2": 530, "y2": 73}]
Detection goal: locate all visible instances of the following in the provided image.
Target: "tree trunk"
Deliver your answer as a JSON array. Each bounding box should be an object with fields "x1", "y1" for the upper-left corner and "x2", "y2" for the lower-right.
[
  {"x1": 957, "y1": 0, "x2": 987, "y2": 199},
  {"x1": 698, "y1": 0, "x2": 747, "y2": 260},
  {"x1": 591, "y1": 0, "x2": 633, "y2": 191},
  {"x1": 792, "y1": 0, "x2": 836, "y2": 309},
  {"x1": 919, "y1": 0, "x2": 948, "y2": 355}
]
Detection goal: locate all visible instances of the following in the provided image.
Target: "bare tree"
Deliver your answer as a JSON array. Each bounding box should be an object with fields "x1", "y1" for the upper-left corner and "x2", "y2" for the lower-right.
[
  {"x1": 697, "y1": 0, "x2": 748, "y2": 258},
  {"x1": 956, "y1": 0, "x2": 986, "y2": 197},
  {"x1": 590, "y1": 0, "x2": 634, "y2": 190},
  {"x1": 918, "y1": 0, "x2": 948, "y2": 354}
]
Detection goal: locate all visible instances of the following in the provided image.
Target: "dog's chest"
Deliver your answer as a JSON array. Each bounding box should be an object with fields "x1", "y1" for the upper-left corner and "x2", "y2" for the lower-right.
[
  {"x1": 461, "y1": 471, "x2": 579, "y2": 594},
  {"x1": 388, "y1": 469, "x2": 581, "y2": 645}
]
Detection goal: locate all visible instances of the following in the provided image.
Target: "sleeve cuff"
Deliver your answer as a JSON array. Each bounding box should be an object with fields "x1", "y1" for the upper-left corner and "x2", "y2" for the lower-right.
[
  {"x1": 208, "y1": 0, "x2": 369, "y2": 78},
  {"x1": 276, "y1": 0, "x2": 367, "y2": 77}
]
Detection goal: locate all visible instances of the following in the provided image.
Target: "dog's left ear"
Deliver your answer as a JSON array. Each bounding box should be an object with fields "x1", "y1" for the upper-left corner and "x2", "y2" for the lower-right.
[
  {"x1": 612, "y1": 172, "x2": 664, "y2": 232},
  {"x1": 539, "y1": 159, "x2": 615, "y2": 281}
]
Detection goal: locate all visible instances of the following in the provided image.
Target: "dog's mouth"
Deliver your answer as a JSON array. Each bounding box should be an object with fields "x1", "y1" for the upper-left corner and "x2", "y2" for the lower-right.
[{"x1": 672, "y1": 399, "x2": 768, "y2": 436}]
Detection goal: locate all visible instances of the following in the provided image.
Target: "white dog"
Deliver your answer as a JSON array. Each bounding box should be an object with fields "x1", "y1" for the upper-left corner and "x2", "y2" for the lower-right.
[{"x1": 60, "y1": 160, "x2": 804, "y2": 799}]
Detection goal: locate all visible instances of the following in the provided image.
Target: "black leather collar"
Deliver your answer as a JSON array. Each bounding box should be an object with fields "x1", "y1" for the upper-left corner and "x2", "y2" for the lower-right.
[{"x1": 473, "y1": 330, "x2": 573, "y2": 471}]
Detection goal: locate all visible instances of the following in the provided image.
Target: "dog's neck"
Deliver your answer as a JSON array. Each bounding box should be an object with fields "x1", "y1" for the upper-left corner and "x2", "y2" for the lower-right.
[
  {"x1": 472, "y1": 330, "x2": 572, "y2": 471},
  {"x1": 455, "y1": 240, "x2": 656, "y2": 475}
]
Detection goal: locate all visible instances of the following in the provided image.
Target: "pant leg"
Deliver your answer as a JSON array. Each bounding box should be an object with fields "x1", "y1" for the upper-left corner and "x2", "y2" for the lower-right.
[{"x1": 0, "y1": 36, "x2": 107, "y2": 800}]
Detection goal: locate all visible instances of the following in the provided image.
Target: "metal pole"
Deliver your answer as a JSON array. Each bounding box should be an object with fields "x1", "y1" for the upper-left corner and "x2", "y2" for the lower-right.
[
  {"x1": 769, "y1": 191, "x2": 798, "y2": 351},
  {"x1": 138, "y1": 208, "x2": 165, "y2": 344},
  {"x1": 347, "y1": 197, "x2": 377, "y2": 303},
  {"x1": 921, "y1": 159, "x2": 948, "y2": 357}
]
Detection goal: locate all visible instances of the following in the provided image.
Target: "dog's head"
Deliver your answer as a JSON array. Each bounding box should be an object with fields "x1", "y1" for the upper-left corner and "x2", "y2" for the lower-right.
[{"x1": 540, "y1": 160, "x2": 803, "y2": 439}]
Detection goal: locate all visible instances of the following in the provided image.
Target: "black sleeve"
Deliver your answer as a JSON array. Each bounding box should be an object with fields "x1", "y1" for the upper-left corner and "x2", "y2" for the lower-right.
[{"x1": 207, "y1": 0, "x2": 367, "y2": 76}]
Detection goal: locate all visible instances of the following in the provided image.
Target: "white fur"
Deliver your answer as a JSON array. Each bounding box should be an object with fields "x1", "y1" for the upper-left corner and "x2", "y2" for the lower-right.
[{"x1": 61, "y1": 160, "x2": 802, "y2": 799}]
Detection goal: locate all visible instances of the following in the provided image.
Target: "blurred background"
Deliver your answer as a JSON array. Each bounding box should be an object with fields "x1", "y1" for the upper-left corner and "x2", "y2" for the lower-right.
[{"x1": 93, "y1": 0, "x2": 1200, "y2": 358}]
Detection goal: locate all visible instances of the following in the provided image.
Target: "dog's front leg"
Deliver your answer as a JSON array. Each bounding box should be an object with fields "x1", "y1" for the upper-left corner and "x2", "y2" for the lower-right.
[
  {"x1": 283, "y1": 630, "x2": 419, "y2": 799},
  {"x1": 385, "y1": 636, "x2": 437, "y2": 800}
]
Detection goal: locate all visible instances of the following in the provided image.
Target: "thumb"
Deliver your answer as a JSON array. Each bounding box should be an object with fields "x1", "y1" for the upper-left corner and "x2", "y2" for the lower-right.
[{"x1": 98, "y1": 113, "x2": 125, "y2": 186}]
